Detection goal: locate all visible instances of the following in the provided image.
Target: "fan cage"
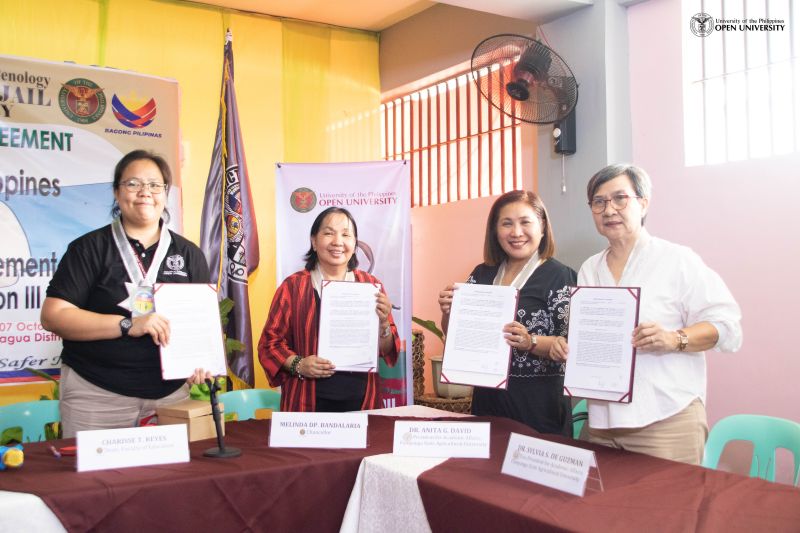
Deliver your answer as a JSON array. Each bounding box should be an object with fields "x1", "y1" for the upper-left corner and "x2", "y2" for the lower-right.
[{"x1": 471, "y1": 34, "x2": 578, "y2": 124}]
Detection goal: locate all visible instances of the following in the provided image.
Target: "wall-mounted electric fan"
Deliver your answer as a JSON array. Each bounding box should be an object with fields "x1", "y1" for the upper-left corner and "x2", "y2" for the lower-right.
[
  {"x1": 471, "y1": 33, "x2": 579, "y2": 191},
  {"x1": 471, "y1": 33, "x2": 578, "y2": 125}
]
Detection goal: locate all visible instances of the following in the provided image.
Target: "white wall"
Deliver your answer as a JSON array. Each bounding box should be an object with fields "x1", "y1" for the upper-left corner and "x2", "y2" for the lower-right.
[
  {"x1": 536, "y1": 0, "x2": 631, "y2": 270},
  {"x1": 628, "y1": 0, "x2": 800, "y2": 480}
]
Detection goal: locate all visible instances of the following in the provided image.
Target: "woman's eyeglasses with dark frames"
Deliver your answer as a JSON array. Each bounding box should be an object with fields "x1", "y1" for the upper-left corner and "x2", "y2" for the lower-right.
[
  {"x1": 122, "y1": 179, "x2": 168, "y2": 193},
  {"x1": 589, "y1": 194, "x2": 640, "y2": 214}
]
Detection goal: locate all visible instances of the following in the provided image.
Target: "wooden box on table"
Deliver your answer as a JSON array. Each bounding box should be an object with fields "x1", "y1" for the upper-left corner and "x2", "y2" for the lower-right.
[{"x1": 157, "y1": 399, "x2": 224, "y2": 442}]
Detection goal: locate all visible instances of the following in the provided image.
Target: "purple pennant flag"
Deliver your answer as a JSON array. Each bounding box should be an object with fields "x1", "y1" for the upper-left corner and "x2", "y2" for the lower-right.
[{"x1": 199, "y1": 30, "x2": 259, "y2": 387}]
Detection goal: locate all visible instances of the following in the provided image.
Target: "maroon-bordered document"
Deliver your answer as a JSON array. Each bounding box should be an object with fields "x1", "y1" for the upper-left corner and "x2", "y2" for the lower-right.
[
  {"x1": 441, "y1": 283, "x2": 519, "y2": 389},
  {"x1": 563, "y1": 286, "x2": 640, "y2": 403}
]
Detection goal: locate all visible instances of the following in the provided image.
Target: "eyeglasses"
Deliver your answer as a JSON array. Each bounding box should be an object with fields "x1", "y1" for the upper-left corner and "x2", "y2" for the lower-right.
[
  {"x1": 122, "y1": 179, "x2": 168, "y2": 194},
  {"x1": 589, "y1": 193, "x2": 640, "y2": 214}
]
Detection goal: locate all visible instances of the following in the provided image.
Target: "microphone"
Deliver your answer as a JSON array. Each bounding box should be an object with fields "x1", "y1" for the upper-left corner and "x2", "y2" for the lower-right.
[{"x1": 202, "y1": 377, "x2": 241, "y2": 458}]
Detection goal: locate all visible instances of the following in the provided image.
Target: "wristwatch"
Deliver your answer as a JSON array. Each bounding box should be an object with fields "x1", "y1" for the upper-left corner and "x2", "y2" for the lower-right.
[
  {"x1": 529, "y1": 334, "x2": 538, "y2": 351},
  {"x1": 676, "y1": 329, "x2": 689, "y2": 351},
  {"x1": 380, "y1": 324, "x2": 392, "y2": 338},
  {"x1": 119, "y1": 317, "x2": 133, "y2": 337}
]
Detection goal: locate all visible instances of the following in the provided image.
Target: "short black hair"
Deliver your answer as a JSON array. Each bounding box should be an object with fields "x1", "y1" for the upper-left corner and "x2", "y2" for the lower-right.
[
  {"x1": 110, "y1": 149, "x2": 172, "y2": 220},
  {"x1": 304, "y1": 207, "x2": 359, "y2": 271}
]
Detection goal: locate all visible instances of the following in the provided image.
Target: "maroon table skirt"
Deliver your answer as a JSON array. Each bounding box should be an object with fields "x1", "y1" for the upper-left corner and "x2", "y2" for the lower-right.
[
  {"x1": 417, "y1": 417, "x2": 800, "y2": 533},
  {"x1": 0, "y1": 416, "x2": 397, "y2": 532}
]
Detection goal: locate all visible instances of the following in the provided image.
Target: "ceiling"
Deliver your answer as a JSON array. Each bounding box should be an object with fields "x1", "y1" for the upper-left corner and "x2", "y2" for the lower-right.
[{"x1": 188, "y1": 0, "x2": 592, "y2": 31}]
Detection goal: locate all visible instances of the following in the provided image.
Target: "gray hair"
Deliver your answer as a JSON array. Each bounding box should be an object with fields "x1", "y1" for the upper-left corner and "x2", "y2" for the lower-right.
[
  {"x1": 586, "y1": 164, "x2": 652, "y2": 224},
  {"x1": 586, "y1": 164, "x2": 652, "y2": 201}
]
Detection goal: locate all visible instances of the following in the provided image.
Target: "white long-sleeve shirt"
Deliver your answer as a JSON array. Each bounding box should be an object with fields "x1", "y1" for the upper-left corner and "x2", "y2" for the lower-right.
[{"x1": 578, "y1": 229, "x2": 742, "y2": 429}]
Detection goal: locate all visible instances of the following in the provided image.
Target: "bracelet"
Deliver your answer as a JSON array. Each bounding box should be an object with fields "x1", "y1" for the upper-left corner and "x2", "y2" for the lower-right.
[
  {"x1": 380, "y1": 323, "x2": 392, "y2": 338},
  {"x1": 289, "y1": 356, "x2": 304, "y2": 380}
]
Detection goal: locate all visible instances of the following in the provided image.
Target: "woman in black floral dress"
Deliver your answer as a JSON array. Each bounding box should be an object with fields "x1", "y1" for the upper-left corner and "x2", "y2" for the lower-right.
[{"x1": 438, "y1": 191, "x2": 576, "y2": 436}]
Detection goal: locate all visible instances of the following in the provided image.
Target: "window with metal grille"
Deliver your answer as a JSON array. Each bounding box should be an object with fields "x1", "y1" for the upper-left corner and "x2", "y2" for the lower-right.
[
  {"x1": 683, "y1": 0, "x2": 799, "y2": 165},
  {"x1": 381, "y1": 68, "x2": 522, "y2": 207}
]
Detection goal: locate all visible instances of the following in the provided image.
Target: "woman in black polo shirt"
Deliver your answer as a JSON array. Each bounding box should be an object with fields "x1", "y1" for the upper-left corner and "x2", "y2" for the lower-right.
[{"x1": 41, "y1": 150, "x2": 211, "y2": 437}]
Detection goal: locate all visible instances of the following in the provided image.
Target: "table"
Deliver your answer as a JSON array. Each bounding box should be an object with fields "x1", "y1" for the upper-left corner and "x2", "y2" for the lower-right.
[
  {"x1": 0, "y1": 416, "x2": 400, "y2": 532},
  {"x1": 342, "y1": 406, "x2": 470, "y2": 533},
  {"x1": 0, "y1": 405, "x2": 454, "y2": 532},
  {"x1": 3, "y1": 410, "x2": 799, "y2": 533},
  {"x1": 344, "y1": 416, "x2": 800, "y2": 532}
]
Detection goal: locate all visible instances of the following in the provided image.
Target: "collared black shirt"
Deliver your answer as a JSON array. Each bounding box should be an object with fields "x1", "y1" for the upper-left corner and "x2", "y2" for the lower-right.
[{"x1": 46, "y1": 223, "x2": 210, "y2": 399}]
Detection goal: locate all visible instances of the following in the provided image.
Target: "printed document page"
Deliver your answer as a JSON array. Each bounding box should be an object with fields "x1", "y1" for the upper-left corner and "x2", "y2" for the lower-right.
[
  {"x1": 318, "y1": 281, "x2": 379, "y2": 372},
  {"x1": 564, "y1": 286, "x2": 640, "y2": 402},
  {"x1": 155, "y1": 283, "x2": 227, "y2": 380},
  {"x1": 441, "y1": 283, "x2": 518, "y2": 388}
]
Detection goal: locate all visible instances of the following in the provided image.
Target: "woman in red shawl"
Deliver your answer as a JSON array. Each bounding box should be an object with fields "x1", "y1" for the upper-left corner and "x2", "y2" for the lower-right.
[{"x1": 258, "y1": 207, "x2": 399, "y2": 412}]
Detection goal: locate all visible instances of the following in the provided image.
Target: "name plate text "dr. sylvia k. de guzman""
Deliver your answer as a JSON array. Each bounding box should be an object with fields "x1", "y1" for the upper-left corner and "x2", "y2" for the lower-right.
[
  {"x1": 269, "y1": 412, "x2": 368, "y2": 448},
  {"x1": 393, "y1": 421, "x2": 491, "y2": 458},
  {"x1": 501, "y1": 432, "x2": 599, "y2": 497},
  {"x1": 77, "y1": 424, "x2": 190, "y2": 472}
]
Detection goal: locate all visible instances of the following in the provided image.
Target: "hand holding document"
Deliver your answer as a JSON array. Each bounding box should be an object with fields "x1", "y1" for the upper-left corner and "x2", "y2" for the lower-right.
[
  {"x1": 318, "y1": 281, "x2": 380, "y2": 372},
  {"x1": 564, "y1": 286, "x2": 640, "y2": 402},
  {"x1": 153, "y1": 283, "x2": 227, "y2": 380},
  {"x1": 441, "y1": 283, "x2": 518, "y2": 389}
]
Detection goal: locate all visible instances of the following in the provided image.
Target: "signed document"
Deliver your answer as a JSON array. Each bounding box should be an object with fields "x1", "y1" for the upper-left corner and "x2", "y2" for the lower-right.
[
  {"x1": 154, "y1": 283, "x2": 227, "y2": 380},
  {"x1": 564, "y1": 286, "x2": 640, "y2": 402},
  {"x1": 441, "y1": 283, "x2": 518, "y2": 389},
  {"x1": 318, "y1": 281, "x2": 380, "y2": 372}
]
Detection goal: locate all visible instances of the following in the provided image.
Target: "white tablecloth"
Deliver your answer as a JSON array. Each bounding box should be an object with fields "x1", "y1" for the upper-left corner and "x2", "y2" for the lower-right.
[
  {"x1": 0, "y1": 490, "x2": 65, "y2": 533},
  {"x1": 341, "y1": 405, "x2": 471, "y2": 533},
  {"x1": 362, "y1": 405, "x2": 470, "y2": 418},
  {"x1": 340, "y1": 454, "x2": 444, "y2": 533}
]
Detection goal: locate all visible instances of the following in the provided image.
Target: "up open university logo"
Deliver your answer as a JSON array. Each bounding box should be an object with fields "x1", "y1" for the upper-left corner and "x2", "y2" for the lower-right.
[
  {"x1": 290, "y1": 187, "x2": 317, "y2": 213},
  {"x1": 690, "y1": 13, "x2": 714, "y2": 37}
]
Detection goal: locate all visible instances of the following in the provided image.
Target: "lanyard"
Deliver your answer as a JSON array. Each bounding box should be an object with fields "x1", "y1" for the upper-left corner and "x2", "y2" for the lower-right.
[
  {"x1": 111, "y1": 217, "x2": 172, "y2": 288},
  {"x1": 112, "y1": 218, "x2": 173, "y2": 316}
]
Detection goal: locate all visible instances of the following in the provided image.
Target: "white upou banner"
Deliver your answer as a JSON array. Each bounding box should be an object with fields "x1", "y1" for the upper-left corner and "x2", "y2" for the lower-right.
[
  {"x1": 275, "y1": 161, "x2": 412, "y2": 406},
  {"x1": 0, "y1": 54, "x2": 181, "y2": 385}
]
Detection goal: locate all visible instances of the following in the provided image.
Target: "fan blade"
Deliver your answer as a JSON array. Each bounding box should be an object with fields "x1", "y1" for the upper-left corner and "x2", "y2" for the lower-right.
[
  {"x1": 471, "y1": 34, "x2": 579, "y2": 124},
  {"x1": 513, "y1": 41, "x2": 553, "y2": 82}
]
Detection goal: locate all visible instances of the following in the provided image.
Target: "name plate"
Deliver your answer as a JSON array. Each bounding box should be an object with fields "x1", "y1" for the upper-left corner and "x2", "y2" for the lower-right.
[
  {"x1": 77, "y1": 424, "x2": 190, "y2": 472},
  {"x1": 501, "y1": 432, "x2": 597, "y2": 497},
  {"x1": 393, "y1": 421, "x2": 491, "y2": 458},
  {"x1": 269, "y1": 412, "x2": 368, "y2": 448}
]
